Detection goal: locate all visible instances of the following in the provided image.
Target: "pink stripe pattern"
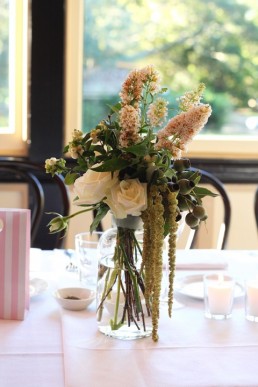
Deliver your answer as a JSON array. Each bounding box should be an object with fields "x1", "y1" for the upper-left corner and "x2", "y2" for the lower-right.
[{"x1": 0, "y1": 209, "x2": 30, "y2": 320}]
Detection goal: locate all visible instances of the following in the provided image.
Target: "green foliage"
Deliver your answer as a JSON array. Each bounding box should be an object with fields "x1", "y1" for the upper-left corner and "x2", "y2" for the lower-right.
[
  {"x1": 90, "y1": 203, "x2": 110, "y2": 233},
  {"x1": 83, "y1": 0, "x2": 258, "y2": 133},
  {"x1": 204, "y1": 91, "x2": 233, "y2": 131}
]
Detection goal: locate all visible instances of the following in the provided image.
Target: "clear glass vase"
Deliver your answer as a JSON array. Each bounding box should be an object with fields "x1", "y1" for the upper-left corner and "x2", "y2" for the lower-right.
[{"x1": 96, "y1": 218, "x2": 152, "y2": 340}]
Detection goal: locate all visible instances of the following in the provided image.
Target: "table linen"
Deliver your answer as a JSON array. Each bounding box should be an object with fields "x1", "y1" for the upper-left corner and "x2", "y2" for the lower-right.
[
  {"x1": 1, "y1": 249, "x2": 258, "y2": 387},
  {"x1": 0, "y1": 288, "x2": 64, "y2": 387},
  {"x1": 61, "y1": 250, "x2": 258, "y2": 387},
  {"x1": 61, "y1": 301, "x2": 258, "y2": 387}
]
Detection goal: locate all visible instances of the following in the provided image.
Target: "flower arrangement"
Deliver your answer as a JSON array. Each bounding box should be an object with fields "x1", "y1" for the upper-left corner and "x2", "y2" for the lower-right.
[{"x1": 45, "y1": 65, "x2": 214, "y2": 341}]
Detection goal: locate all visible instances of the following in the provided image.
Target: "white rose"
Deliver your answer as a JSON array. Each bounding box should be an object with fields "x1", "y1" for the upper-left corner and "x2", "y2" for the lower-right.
[
  {"x1": 105, "y1": 179, "x2": 147, "y2": 219},
  {"x1": 73, "y1": 167, "x2": 119, "y2": 205}
]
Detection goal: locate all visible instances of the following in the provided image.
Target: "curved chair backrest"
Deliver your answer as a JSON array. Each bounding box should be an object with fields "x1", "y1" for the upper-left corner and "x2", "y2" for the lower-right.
[
  {"x1": 186, "y1": 168, "x2": 231, "y2": 250},
  {"x1": 255, "y1": 187, "x2": 258, "y2": 232},
  {"x1": 0, "y1": 158, "x2": 70, "y2": 249}
]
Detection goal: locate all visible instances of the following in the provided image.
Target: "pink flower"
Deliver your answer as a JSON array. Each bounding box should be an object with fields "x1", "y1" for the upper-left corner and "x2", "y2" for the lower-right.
[{"x1": 155, "y1": 104, "x2": 212, "y2": 157}]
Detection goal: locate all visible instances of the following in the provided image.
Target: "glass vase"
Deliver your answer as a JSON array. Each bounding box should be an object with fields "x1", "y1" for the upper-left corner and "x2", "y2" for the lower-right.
[{"x1": 96, "y1": 217, "x2": 152, "y2": 340}]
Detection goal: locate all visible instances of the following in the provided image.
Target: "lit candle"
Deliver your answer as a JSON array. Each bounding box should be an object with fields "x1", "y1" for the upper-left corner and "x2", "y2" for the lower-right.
[
  {"x1": 204, "y1": 274, "x2": 235, "y2": 318},
  {"x1": 245, "y1": 279, "x2": 258, "y2": 319}
]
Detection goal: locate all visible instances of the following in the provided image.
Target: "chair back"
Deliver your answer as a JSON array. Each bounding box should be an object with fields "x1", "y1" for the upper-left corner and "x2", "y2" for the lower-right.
[
  {"x1": 255, "y1": 187, "x2": 258, "y2": 232},
  {"x1": 185, "y1": 168, "x2": 231, "y2": 249},
  {"x1": 0, "y1": 157, "x2": 70, "y2": 249}
]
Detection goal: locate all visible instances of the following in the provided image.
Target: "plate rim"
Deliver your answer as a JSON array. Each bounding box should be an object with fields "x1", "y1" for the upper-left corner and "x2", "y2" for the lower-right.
[{"x1": 175, "y1": 274, "x2": 244, "y2": 300}]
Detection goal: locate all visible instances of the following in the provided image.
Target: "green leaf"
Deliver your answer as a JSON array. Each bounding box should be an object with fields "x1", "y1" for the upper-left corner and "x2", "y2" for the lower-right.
[
  {"x1": 163, "y1": 220, "x2": 170, "y2": 237},
  {"x1": 108, "y1": 102, "x2": 121, "y2": 114},
  {"x1": 193, "y1": 186, "x2": 218, "y2": 198},
  {"x1": 124, "y1": 143, "x2": 148, "y2": 157},
  {"x1": 91, "y1": 158, "x2": 130, "y2": 172},
  {"x1": 64, "y1": 172, "x2": 79, "y2": 185},
  {"x1": 164, "y1": 168, "x2": 176, "y2": 179},
  {"x1": 123, "y1": 136, "x2": 151, "y2": 157},
  {"x1": 189, "y1": 170, "x2": 201, "y2": 184},
  {"x1": 82, "y1": 132, "x2": 91, "y2": 142},
  {"x1": 90, "y1": 204, "x2": 110, "y2": 233},
  {"x1": 84, "y1": 138, "x2": 92, "y2": 151},
  {"x1": 63, "y1": 145, "x2": 69, "y2": 153},
  {"x1": 92, "y1": 145, "x2": 106, "y2": 155}
]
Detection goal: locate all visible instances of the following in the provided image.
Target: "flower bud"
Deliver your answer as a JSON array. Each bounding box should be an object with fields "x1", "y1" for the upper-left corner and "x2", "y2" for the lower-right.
[
  {"x1": 192, "y1": 205, "x2": 206, "y2": 219},
  {"x1": 176, "y1": 208, "x2": 182, "y2": 222},
  {"x1": 173, "y1": 158, "x2": 191, "y2": 172},
  {"x1": 178, "y1": 179, "x2": 195, "y2": 195},
  {"x1": 47, "y1": 216, "x2": 68, "y2": 234},
  {"x1": 185, "y1": 212, "x2": 199, "y2": 228},
  {"x1": 200, "y1": 214, "x2": 208, "y2": 222},
  {"x1": 177, "y1": 196, "x2": 190, "y2": 211},
  {"x1": 168, "y1": 182, "x2": 179, "y2": 192}
]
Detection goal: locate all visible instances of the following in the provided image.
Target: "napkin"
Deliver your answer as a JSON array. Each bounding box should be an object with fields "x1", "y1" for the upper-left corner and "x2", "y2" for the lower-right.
[{"x1": 175, "y1": 249, "x2": 228, "y2": 270}]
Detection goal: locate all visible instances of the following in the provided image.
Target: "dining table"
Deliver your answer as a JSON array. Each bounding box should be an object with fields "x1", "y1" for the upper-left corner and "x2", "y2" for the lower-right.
[{"x1": 0, "y1": 248, "x2": 258, "y2": 387}]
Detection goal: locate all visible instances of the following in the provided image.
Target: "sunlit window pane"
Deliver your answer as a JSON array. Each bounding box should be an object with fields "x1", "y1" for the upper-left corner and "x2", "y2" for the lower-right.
[
  {"x1": 0, "y1": 0, "x2": 11, "y2": 132},
  {"x1": 82, "y1": 0, "x2": 258, "y2": 137},
  {"x1": 0, "y1": 0, "x2": 28, "y2": 156}
]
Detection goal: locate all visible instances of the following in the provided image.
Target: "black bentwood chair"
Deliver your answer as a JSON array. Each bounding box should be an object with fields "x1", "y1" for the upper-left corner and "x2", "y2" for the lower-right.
[
  {"x1": 186, "y1": 168, "x2": 231, "y2": 250},
  {"x1": 255, "y1": 186, "x2": 258, "y2": 233},
  {"x1": 0, "y1": 157, "x2": 70, "y2": 249}
]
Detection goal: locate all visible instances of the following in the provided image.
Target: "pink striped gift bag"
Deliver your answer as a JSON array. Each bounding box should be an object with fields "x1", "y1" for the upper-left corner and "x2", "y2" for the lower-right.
[{"x1": 0, "y1": 209, "x2": 30, "y2": 320}]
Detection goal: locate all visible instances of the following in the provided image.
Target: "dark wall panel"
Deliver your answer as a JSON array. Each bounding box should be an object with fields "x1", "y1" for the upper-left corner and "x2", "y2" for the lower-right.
[{"x1": 30, "y1": 0, "x2": 65, "y2": 162}]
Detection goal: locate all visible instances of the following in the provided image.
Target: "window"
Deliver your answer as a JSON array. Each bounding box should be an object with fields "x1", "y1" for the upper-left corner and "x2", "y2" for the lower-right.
[
  {"x1": 66, "y1": 0, "x2": 258, "y2": 159},
  {"x1": 0, "y1": 0, "x2": 29, "y2": 156}
]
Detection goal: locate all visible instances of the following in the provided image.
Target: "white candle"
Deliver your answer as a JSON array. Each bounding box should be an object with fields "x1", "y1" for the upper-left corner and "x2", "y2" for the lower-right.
[
  {"x1": 205, "y1": 274, "x2": 234, "y2": 316},
  {"x1": 246, "y1": 280, "x2": 258, "y2": 317}
]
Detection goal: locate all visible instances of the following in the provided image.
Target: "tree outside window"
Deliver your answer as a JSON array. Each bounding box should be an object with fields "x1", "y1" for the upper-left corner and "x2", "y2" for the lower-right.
[{"x1": 83, "y1": 0, "x2": 258, "y2": 137}]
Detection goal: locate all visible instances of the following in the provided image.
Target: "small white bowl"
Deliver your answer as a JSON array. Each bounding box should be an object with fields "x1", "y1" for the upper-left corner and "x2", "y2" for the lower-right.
[{"x1": 53, "y1": 287, "x2": 95, "y2": 311}]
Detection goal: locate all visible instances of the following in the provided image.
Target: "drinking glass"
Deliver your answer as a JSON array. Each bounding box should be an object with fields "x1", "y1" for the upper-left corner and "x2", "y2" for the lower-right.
[{"x1": 75, "y1": 231, "x2": 102, "y2": 289}]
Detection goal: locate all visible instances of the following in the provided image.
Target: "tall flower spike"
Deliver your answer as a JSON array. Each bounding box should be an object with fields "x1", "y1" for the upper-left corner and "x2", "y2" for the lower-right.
[
  {"x1": 119, "y1": 105, "x2": 141, "y2": 147},
  {"x1": 119, "y1": 69, "x2": 143, "y2": 106},
  {"x1": 140, "y1": 64, "x2": 161, "y2": 94},
  {"x1": 147, "y1": 97, "x2": 168, "y2": 127},
  {"x1": 178, "y1": 83, "x2": 206, "y2": 112},
  {"x1": 155, "y1": 104, "x2": 212, "y2": 155}
]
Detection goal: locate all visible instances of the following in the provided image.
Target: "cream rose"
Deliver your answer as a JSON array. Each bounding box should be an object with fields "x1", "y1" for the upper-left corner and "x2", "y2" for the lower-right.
[
  {"x1": 105, "y1": 178, "x2": 147, "y2": 219},
  {"x1": 73, "y1": 167, "x2": 119, "y2": 205}
]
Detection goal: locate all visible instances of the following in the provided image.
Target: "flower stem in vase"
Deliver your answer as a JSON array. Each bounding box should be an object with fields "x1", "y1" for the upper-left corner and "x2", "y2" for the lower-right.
[{"x1": 97, "y1": 224, "x2": 152, "y2": 340}]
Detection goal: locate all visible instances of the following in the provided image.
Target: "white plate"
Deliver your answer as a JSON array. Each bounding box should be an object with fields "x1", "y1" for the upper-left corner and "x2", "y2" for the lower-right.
[
  {"x1": 175, "y1": 274, "x2": 244, "y2": 300},
  {"x1": 30, "y1": 278, "x2": 48, "y2": 298}
]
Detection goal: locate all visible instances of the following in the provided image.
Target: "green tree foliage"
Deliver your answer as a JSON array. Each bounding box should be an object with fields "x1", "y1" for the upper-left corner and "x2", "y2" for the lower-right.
[{"x1": 83, "y1": 0, "x2": 258, "y2": 132}]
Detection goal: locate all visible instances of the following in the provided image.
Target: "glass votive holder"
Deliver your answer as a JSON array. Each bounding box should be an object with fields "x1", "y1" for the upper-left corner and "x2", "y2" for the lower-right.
[
  {"x1": 204, "y1": 273, "x2": 235, "y2": 320},
  {"x1": 245, "y1": 279, "x2": 258, "y2": 322}
]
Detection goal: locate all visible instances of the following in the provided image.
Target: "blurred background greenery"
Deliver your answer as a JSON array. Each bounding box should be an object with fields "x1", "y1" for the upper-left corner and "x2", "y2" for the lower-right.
[
  {"x1": 1, "y1": 0, "x2": 257, "y2": 136},
  {"x1": 82, "y1": 0, "x2": 258, "y2": 136}
]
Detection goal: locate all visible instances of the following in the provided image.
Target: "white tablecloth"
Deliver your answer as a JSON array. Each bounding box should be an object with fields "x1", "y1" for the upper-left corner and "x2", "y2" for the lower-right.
[
  {"x1": 1, "y1": 249, "x2": 258, "y2": 387},
  {"x1": 61, "y1": 249, "x2": 258, "y2": 387},
  {"x1": 0, "y1": 284, "x2": 64, "y2": 387},
  {"x1": 61, "y1": 298, "x2": 258, "y2": 387}
]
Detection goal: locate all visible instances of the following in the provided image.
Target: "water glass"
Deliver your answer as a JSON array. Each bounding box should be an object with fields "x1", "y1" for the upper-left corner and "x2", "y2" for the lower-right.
[{"x1": 75, "y1": 232, "x2": 102, "y2": 289}]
